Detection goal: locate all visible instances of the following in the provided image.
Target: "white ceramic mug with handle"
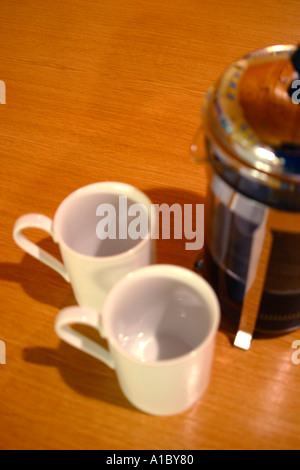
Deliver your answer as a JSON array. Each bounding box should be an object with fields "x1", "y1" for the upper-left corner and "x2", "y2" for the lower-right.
[
  {"x1": 13, "y1": 182, "x2": 155, "y2": 311},
  {"x1": 55, "y1": 264, "x2": 220, "y2": 416}
]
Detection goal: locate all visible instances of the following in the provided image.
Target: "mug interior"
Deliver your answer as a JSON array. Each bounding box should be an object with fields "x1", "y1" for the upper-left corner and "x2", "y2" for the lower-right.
[
  {"x1": 106, "y1": 271, "x2": 216, "y2": 362},
  {"x1": 54, "y1": 188, "x2": 150, "y2": 257}
]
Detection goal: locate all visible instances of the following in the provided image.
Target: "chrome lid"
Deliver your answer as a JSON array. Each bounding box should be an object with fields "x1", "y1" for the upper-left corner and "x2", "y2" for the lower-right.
[{"x1": 203, "y1": 45, "x2": 300, "y2": 180}]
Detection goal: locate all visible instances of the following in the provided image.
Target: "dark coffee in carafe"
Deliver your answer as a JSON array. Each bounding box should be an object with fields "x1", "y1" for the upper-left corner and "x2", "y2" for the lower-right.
[{"x1": 192, "y1": 45, "x2": 300, "y2": 336}]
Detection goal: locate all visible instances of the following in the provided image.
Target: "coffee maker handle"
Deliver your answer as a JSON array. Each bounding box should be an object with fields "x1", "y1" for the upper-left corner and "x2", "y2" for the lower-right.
[
  {"x1": 234, "y1": 213, "x2": 274, "y2": 350},
  {"x1": 234, "y1": 207, "x2": 300, "y2": 350}
]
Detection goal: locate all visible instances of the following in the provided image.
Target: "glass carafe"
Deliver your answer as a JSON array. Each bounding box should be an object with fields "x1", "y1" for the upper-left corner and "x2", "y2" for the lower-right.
[{"x1": 191, "y1": 45, "x2": 300, "y2": 349}]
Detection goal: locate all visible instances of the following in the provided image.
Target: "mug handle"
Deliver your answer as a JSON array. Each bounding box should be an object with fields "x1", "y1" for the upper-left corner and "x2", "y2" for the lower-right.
[
  {"x1": 13, "y1": 213, "x2": 70, "y2": 282},
  {"x1": 55, "y1": 306, "x2": 115, "y2": 369}
]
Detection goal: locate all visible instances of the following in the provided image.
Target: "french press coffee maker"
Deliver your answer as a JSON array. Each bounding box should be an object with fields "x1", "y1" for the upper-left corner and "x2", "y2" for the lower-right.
[{"x1": 191, "y1": 45, "x2": 300, "y2": 350}]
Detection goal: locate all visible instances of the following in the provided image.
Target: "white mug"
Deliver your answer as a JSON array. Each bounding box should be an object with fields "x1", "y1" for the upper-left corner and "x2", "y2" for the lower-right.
[
  {"x1": 55, "y1": 265, "x2": 220, "y2": 416},
  {"x1": 13, "y1": 182, "x2": 155, "y2": 311}
]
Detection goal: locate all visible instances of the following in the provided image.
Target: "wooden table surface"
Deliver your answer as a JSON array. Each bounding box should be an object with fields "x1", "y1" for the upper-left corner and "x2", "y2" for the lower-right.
[{"x1": 1, "y1": 0, "x2": 300, "y2": 450}]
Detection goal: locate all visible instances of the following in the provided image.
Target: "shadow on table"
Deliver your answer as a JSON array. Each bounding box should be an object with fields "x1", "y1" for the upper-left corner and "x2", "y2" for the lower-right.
[
  {"x1": 144, "y1": 186, "x2": 205, "y2": 270},
  {"x1": 1, "y1": 236, "x2": 75, "y2": 309},
  {"x1": 23, "y1": 332, "x2": 137, "y2": 412}
]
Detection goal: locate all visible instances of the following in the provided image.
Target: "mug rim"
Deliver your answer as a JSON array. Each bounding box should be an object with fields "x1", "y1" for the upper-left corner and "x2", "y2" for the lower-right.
[
  {"x1": 102, "y1": 264, "x2": 220, "y2": 367},
  {"x1": 52, "y1": 181, "x2": 154, "y2": 262}
]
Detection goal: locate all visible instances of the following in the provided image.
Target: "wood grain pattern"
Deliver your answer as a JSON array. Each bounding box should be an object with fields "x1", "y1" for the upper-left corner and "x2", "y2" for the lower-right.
[{"x1": 1, "y1": 0, "x2": 300, "y2": 450}]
